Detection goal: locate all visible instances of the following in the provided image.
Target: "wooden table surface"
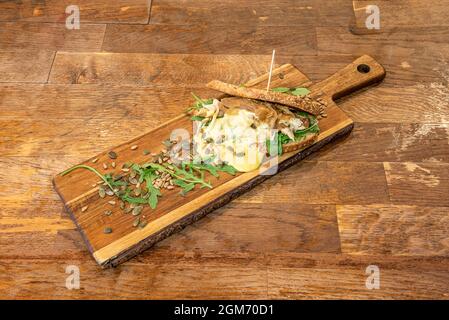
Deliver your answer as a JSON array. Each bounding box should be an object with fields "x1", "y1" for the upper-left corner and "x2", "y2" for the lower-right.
[{"x1": 1, "y1": 0, "x2": 449, "y2": 300}]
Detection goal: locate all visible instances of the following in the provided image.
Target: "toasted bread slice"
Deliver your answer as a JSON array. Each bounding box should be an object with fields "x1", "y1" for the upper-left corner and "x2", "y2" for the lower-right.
[
  {"x1": 281, "y1": 132, "x2": 319, "y2": 153},
  {"x1": 207, "y1": 80, "x2": 323, "y2": 116}
]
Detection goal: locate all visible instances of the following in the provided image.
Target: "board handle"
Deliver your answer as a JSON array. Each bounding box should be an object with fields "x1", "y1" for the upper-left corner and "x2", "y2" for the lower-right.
[{"x1": 311, "y1": 55, "x2": 386, "y2": 100}]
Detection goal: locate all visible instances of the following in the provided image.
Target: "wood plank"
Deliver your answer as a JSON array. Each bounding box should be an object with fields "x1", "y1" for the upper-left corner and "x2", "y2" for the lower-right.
[
  {"x1": 48, "y1": 53, "x2": 273, "y2": 85},
  {"x1": 267, "y1": 253, "x2": 449, "y2": 299},
  {"x1": 102, "y1": 24, "x2": 317, "y2": 54},
  {"x1": 0, "y1": 22, "x2": 105, "y2": 51},
  {"x1": 337, "y1": 204, "x2": 449, "y2": 256},
  {"x1": 150, "y1": 0, "x2": 317, "y2": 26},
  {"x1": 280, "y1": 53, "x2": 449, "y2": 88},
  {"x1": 156, "y1": 202, "x2": 341, "y2": 254},
  {"x1": 339, "y1": 86, "x2": 449, "y2": 124},
  {"x1": 150, "y1": 0, "x2": 354, "y2": 27},
  {"x1": 1, "y1": 253, "x2": 449, "y2": 299},
  {"x1": 237, "y1": 161, "x2": 390, "y2": 205},
  {"x1": 0, "y1": 50, "x2": 55, "y2": 83},
  {"x1": 0, "y1": 84, "x2": 216, "y2": 121},
  {"x1": 353, "y1": 0, "x2": 449, "y2": 29},
  {"x1": 0, "y1": 257, "x2": 268, "y2": 299},
  {"x1": 317, "y1": 26, "x2": 449, "y2": 56},
  {"x1": 308, "y1": 123, "x2": 449, "y2": 163},
  {"x1": 384, "y1": 162, "x2": 449, "y2": 206},
  {"x1": 0, "y1": 0, "x2": 151, "y2": 24}
]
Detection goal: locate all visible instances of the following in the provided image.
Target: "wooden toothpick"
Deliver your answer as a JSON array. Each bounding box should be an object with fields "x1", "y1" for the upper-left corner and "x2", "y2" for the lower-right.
[{"x1": 266, "y1": 49, "x2": 276, "y2": 92}]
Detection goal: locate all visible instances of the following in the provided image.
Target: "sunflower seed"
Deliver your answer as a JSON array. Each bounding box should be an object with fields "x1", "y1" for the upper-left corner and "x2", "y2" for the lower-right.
[
  {"x1": 120, "y1": 201, "x2": 125, "y2": 210},
  {"x1": 121, "y1": 168, "x2": 130, "y2": 172},
  {"x1": 99, "y1": 187, "x2": 106, "y2": 198},
  {"x1": 111, "y1": 161, "x2": 116, "y2": 168},
  {"x1": 104, "y1": 210, "x2": 112, "y2": 216},
  {"x1": 132, "y1": 206, "x2": 143, "y2": 216},
  {"x1": 131, "y1": 145, "x2": 138, "y2": 150},
  {"x1": 103, "y1": 163, "x2": 108, "y2": 170},
  {"x1": 105, "y1": 188, "x2": 114, "y2": 196},
  {"x1": 108, "y1": 200, "x2": 116, "y2": 205},
  {"x1": 91, "y1": 158, "x2": 98, "y2": 163},
  {"x1": 129, "y1": 177, "x2": 138, "y2": 185},
  {"x1": 132, "y1": 217, "x2": 140, "y2": 227},
  {"x1": 81, "y1": 205, "x2": 88, "y2": 212},
  {"x1": 167, "y1": 185, "x2": 174, "y2": 190},
  {"x1": 104, "y1": 227, "x2": 112, "y2": 234},
  {"x1": 108, "y1": 151, "x2": 117, "y2": 159}
]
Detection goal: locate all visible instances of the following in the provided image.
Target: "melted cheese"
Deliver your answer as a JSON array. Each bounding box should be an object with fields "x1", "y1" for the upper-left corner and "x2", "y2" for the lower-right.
[{"x1": 193, "y1": 107, "x2": 270, "y2": 172}]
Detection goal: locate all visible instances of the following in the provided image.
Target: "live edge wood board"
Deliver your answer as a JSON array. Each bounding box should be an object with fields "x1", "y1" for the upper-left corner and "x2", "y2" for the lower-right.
[{"x1": 53, "y1": 55, "x2": 386, "y2": 268}]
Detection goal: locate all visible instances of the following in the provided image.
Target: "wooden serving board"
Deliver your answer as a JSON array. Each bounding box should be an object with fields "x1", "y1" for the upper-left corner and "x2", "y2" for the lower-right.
[{"x1": 53, "y1": 55, "x2": 385, "y2": 268}]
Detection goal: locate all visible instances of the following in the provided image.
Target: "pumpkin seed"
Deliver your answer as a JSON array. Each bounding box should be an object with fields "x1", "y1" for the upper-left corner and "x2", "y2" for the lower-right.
[
  {"x1": 125, "y1": 207, "x2": 133, "y2": 214},
  {"x1": 105, "y1": 188, "x2": 114, "y2": 196},
  {"x1": 108, "y1": 151, "x2": 117, "y2": 159},
  {"x1": 132, "y1": 217, "x2": 140, "y2": 227},
  {"x1": 129, "y1": 177, "x2": 138, "y2": 185},
  {"x1": 138, "y1": 221, "x2": 148, "y2": 229},
  {"x1": 103, "y1": 163, "x2": 108, "y2": 170},
  {"x1": 120, "y1": 201, "x2": 125, "y2": 210},
  {"x1": 134, "y1": 188, "x2": 141, "y2": 196},
  {"x1": 108, "y1": 200, "x2": 116, "y2": 205},
  {"x1": 131, "y1": 145, "x2": 138, "y2": 150},
  {"x1": 104, "y1": 227, "x2": 112, "y2": 234},
  {"x1": 143, "y1": 149, "x2": 150, "y2": 155},
  {"x1": 111, "y1": 161, "x2": 116, "y2": 168}
]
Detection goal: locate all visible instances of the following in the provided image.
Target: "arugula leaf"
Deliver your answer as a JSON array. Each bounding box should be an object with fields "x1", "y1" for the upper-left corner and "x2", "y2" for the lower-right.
[
  {"x1": 217, "y1": 164, "x2": 237, "y2": 176},
  {"x1": 271, "y1": 87, "x2": 290, "y2": 93},
  {"x1": 291, "y1": 87, "x2": 311, "y2": 96},
  {"x1": 271, "y1": 86, "x2": 311, "y2": 97},
  {"x1": 191, "y1": 115, "x2": 206, "y2": 121}
]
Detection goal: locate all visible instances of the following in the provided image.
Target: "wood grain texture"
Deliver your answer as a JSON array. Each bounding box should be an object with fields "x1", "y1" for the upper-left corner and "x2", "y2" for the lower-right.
[
  {"x1": 384, "y1": 162, "x2": 449, "y2": 206},
  {"x1": 0, "y1": 84, "x2": 216, "y2": 121},
  {"x1": 0, "y1": 22, "x2": 105, "y2": 51},
  {"x1": 337, "y1": 204, "x2": 449, "y2": 256},
  {"x1": 150, "y1": 0, "x2": 317, "y2": 26},
  {"x1": 0, "y1": 50, "x2": 55, "y2": 83},
  {"x1": 353, "y1": 0, "x2": 449, "y2": 29},
  {"x1": 237, "y1": 161, "x2": 390, "y2": 205},
  {"x1": 48, "y1": 53, "x2": 273, "y2": 85},
  {"x1": 317, "y1": 26, "x2": 449, "y2": 56},
  {"x1": 149, "y1": 0, "x2": 355, "y2": 27},
  {"x1": 308, "y1": 123, "x2": 449, "y2": 162},
  {"x1": 339, "y1": 86, "x2": 449, "y2": 124},
  {"x1": 0, "y1": 0, "x2": 151, "y2": 24},
  {"x1": 1, "y1": 253, "x2": 448, "y2": 299},
  {"x1": 102, "y1": 24, "x2": 317, "y2": 54},
  {"x1": 267, "y1": 253, "x2": 449, "y2": 299}
]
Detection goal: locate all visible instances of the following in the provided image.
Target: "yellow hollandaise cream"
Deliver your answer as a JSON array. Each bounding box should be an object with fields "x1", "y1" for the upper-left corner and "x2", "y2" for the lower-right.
[{"x1": 191, "y1": 98, "x2": 275, "y2": 172}]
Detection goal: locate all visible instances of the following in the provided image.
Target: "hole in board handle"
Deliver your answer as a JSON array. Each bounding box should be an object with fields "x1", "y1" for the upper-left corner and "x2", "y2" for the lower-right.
[{"x1": 357, "y1": 64, "x2": 370, "y2": 74}]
